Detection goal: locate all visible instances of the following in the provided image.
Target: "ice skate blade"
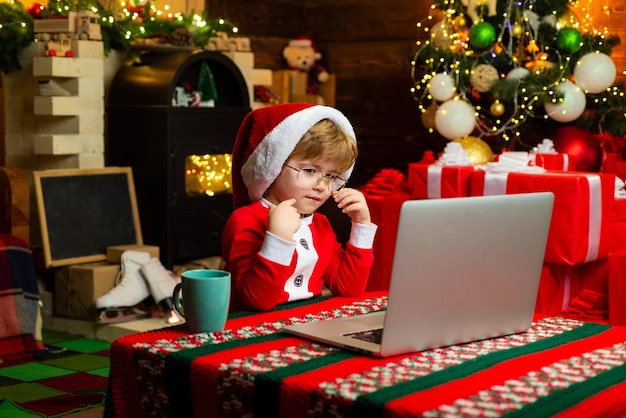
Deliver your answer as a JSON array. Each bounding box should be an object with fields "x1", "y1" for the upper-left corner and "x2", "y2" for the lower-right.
[
  {"x1": 166, "y1": 310, "x2": 184, "y2": 324},
  {"x1": 99, "y1": 308, "x2": 152, "y2": 324}
]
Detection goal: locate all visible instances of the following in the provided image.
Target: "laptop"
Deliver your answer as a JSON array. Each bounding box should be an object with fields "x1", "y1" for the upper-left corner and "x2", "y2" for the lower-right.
[{"x1": 283, "y1": 192, "x2": 554, "y2": 357}]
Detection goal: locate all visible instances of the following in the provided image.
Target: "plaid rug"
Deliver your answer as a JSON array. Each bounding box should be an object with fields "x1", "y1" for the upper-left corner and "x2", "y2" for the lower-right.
[{"x1": 0, "y1": 329, "x2": 110, "y2": 417}]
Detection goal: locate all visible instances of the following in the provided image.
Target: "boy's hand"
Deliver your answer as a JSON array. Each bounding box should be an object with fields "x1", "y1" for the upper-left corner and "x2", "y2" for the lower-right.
[
  {"x1": 332, "y1": 188, "x2": 372, "y2": 225},
  {"x1": 268, "y1": 198, "x2": 301, "y2": 241}
]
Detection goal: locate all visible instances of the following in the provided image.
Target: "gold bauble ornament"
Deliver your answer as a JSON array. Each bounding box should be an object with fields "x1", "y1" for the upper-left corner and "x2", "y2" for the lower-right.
[
  {"x1": 452, "y1": 136, "x2": 495, "y2": 165},
  {"x1": 453, "y1": 15, "x2": 467, "y2": 30},
  {"x1": 511, "y1": 23, "x2": 523, "y2": 38},
  {"x1": 421, "y1": 103, "x2": 438, "y2": 130},
  {"x1": 490, "y1": 100, "x2": 505, "y2": 116},
  {"x1": 430, "y1": 19, "x2": 454, "y2": 50}
]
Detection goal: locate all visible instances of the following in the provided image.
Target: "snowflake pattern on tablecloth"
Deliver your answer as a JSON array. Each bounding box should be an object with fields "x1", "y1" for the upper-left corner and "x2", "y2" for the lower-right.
[
  {"x1": 217, "y1": 343, "x2": 336, "y2": 416},
  {"x1": 307, "y1": 317, "x2": 584, "y2": 417},
  {"x1": 424, "y1": 341, "x2": 626, "y2": 417},
  {"x1": 133, "y1": 296, "x2": 386, "y2": 416}
]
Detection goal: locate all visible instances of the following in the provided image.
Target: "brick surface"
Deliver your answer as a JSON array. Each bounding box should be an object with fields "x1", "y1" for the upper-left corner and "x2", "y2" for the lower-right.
[
  {"x1": 34, "y1": 134, "x2": 84, "y2": 155},
  {"x1": 220, "y1": 51, "x2": 255, "y2": 68},
  {"x1": 71, "y1": 40, "x2": 105, "y2": 59},
  {"x1": 33, "y1": 56, "x2": 104, "y2": 78},
  {"x1": 34, "y1": 96, "x2": 104, "y2": 115}
]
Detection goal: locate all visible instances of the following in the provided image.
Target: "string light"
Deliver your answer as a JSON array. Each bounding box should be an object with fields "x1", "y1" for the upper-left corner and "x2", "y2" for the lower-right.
[
  {"x1": 410, "y1": 0, "x2": 625, "y2": 149},
  {"x1": 185, "y1": 154, "x2": 233, "y2": 197}
]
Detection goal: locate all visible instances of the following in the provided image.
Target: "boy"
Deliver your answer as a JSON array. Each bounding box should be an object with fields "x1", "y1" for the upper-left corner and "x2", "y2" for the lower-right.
[{"x1": 222, "y1": 103, "x2": 377, "y2": 312}]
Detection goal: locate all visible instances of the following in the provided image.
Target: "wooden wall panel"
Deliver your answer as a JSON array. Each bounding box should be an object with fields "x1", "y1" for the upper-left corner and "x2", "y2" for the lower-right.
[
  {"x1": 206, "y1": 0, "x2": 435, "y2": 185},
  {"x1": 208, "y1": 1, "x2": 307, "y2": 38},
  {"x1": 305, "y1": 0, "x2": 432, "y2": 41}
]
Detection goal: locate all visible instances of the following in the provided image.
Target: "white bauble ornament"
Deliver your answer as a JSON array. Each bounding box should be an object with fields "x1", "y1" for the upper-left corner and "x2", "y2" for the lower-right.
[
  {"x1": 429, "y1": 73, "x2": 456, "y2": 101},
  {"x1": 544, "y1": 80, "x2": 586, "y2": 122},
  {"x1": 435, "y1": 99, "x2": 476, "y2": 140},
  {"x1": 574, "y1": 52, "x2": 616, "y2": 94},
  {"x1": 506, "y1": 67, "x2": 530, "y2": 81}
]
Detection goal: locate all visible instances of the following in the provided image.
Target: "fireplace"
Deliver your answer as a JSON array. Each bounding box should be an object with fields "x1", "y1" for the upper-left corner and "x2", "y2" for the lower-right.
[{"x1": 106, "y1": 50, "x2": 250, "y2": 268}]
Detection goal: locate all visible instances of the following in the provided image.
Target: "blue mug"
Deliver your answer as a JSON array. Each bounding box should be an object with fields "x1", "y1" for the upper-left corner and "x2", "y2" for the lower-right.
[{"x1": 173, "y1": 269, "x2": 230, "y2": 333}]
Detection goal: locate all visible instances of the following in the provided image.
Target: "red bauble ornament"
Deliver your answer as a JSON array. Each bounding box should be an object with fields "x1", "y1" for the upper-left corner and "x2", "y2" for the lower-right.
[
  {"x1": 27, "y1": 3, "x2": 44, "y2": 18},
  {"x1": 551, "y1": 125, "x2": 603, "y2": 172}
]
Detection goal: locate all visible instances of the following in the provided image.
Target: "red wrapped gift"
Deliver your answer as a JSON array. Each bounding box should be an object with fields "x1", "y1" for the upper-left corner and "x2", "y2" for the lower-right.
[
  {"x1": 602, "y1": 152, "x2": 626, "y2": 180},
  {"x1": 364, "y1": 191, "x2": 410, "y2": 291},
  {"x1": 361, "y1": 169, "x2": 411, "y2": 291},
  {"x1": 532, "y1": 153, "x2": 576, "y2": 171},
  {"x1": 608, "y1": 250, "x2": 626, "y2": 326},
  {"x1": 613, "y1": 199, "x2": 626, "y2": 252},
  {"x1": 407, "y1": 163, "x2": 474, "y2": 199},
  {"x1": 469, "y1": 170, "x2": 615, "y2": 265},
  {"x1": 535, "y1": 260, "x2": 608, "y2": 321}
]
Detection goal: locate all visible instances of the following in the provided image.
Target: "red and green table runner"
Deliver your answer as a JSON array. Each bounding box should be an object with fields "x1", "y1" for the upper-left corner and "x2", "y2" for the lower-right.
[{"x1": 106, "y1": 292, "x2": 626, "y2": 417}]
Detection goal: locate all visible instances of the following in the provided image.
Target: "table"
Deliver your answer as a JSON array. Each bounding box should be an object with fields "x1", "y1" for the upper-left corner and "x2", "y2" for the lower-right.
[{"x1": 105, "y1": 292, "x2": 626, "y2": 417}]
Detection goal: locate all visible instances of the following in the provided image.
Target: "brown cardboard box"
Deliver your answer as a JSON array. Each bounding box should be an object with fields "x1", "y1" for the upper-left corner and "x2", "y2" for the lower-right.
[
  {"x1": 106, "y1": 244, "x2": 160, "y2": 264},
  {"x1": 54, "y1": 262, "x2": 120, "y2": 320}
]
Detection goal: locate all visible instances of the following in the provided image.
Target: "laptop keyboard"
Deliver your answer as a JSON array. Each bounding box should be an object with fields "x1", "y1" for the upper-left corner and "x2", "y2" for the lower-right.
[{"x1": 344, "y1": 328, "x2": 383, "y2": 344}]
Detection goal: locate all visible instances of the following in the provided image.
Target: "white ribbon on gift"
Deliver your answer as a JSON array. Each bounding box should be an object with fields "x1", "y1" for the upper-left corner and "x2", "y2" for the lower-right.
[
  {"x1": 481, "y1": 172, "x2": 603, "y2": 263},
  {"x1": 583, "y1": 174, "x2": 602, "y2": 263},
  {"x1": 427, "y1": 142, "x2": 472, "y2": 198},
  {"x1": 427, "y1": 165, "x2": 443, "y2": 198},
  {"x1": 561, "y1": 267, "x2": 574, "y2": 312}
]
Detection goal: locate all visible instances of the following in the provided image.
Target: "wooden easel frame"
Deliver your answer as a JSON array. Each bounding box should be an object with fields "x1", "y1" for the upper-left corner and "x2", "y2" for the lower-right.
[{"x1": 33, "y1": 167, "x2": 143, "y2": 268}]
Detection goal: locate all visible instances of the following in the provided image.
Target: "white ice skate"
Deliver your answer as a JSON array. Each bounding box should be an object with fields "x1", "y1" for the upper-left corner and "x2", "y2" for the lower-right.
[
  {"x1": 96, "y1": 250, "x2": 152, "y2": 323},
  {"x1": 38, "y1": 79, "x2": 71, "y2": 96},
  {"x1": 140, "y1": 258, "x2": 183, "y2": 324}
]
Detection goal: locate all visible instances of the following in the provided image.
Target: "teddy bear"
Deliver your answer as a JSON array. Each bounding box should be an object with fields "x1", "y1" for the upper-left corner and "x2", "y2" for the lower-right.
[{"x1": 282, "y1": 36, "x2": 329, "y2": 100}]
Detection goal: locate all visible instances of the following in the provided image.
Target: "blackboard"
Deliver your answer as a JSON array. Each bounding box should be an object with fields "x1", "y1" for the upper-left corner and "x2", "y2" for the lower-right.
[{"x1": 33, "y1": 167, "x2": 143, "y2": 268}]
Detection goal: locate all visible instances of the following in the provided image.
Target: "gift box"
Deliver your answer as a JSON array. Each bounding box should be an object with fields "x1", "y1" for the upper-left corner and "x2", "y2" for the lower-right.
[
  {"x1": 54, "y1": 262, "x2": 120, "y2": 320},
  {"x1": 364, "y1": 191, "x2": 411, "y2": 291},
  {"x1": 535, "y1": 260, "x2": 607, "y2": 321},
  {"x1": 106, "y1": 244, "x2": 160, "y2": 263},
  {"x1": 601, "y1": 152, "x2": 626, "y2": 181},
  {"x1": 533, "y1": 153, "x2": 576, "y2": 171},
  {"x1": 613, "y1": 199, "x2": 626, "y2": 252},
  {"x1": 608, "y1": 250, "x2": 626, "y2": 326},
  {"x1": 469, "y1": 170, "x2": 615, "y2": 265},
  {"x1": 407, "y1": 163, "x2": 474, "y2": 199},
  {"x1": 361, "y1": 169, "x2": 411, "y2": 291}
]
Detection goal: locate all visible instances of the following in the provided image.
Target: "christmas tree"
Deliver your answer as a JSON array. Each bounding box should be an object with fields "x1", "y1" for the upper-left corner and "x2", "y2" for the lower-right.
[
  {"x1": 198, "y1": 61, "x2": 218, "y2": 107},
  {"x1": 411, "y1": 0, "x2": 624, "y2": 152}
]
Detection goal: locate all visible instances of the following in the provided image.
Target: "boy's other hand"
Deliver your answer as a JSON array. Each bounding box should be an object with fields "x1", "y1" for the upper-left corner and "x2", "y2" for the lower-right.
[
  {"x1": 268, "y1": 198, "x2": 301, "y2": 241},
  {"x1": 332, "y1": 188, "x2": 372, "y2": 225}
]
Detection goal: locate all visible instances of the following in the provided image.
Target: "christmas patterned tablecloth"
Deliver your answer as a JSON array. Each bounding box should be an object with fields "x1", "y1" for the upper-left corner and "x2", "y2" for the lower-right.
[{"x1": 105, "y1": 292, "x2": 626, "y2": 418}]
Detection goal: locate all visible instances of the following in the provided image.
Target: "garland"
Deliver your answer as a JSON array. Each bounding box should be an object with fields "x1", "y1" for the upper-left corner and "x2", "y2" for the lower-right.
[
  {"x1": 0, "y1": 0, "x2": 237, "y2": 80},
  {"x1": 0, "y1": 2, "x2": 34, "y2": 78}
]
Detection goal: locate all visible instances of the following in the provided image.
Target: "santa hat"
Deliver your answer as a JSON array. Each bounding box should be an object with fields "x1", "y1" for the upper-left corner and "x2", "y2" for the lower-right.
[
  {"x1": 288, "y1": 35, "x2": 318, "y2": 52},
  {"x1": 231, "y1": 103, "x2": 357, "y2": 209}
]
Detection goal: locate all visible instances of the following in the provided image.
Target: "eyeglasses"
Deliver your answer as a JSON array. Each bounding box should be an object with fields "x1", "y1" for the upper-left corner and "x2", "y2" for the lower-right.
[{"x1": 285, "y1": 165, "x2": 347, "y2": 192}]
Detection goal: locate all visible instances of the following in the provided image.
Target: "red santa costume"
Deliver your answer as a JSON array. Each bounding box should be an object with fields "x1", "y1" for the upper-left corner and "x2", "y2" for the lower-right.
[{"x1": 222, "y1": 103, "x2": 377, "y2": 312}]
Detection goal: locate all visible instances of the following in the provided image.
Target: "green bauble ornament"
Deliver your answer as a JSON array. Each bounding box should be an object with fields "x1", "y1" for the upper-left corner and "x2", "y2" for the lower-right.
[
  {"x1": 556, "y1": 27, "x2": 583, "y2": 54},
  {"x1": 469, "y1": 22, "x2": 496, "y2": 50}
]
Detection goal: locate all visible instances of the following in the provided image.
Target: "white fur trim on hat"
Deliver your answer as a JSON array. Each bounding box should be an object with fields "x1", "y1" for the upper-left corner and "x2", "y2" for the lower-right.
[
  {"x1": 289, "y1": 38, "x2": 313, "y2": 48},
  {"x1": 241, "y1": 105, "x2": 356, "y2": 202}
]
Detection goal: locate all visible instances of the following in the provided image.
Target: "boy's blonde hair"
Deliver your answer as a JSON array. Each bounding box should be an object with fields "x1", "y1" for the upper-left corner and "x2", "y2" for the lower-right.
[{"x1": 289, "y1": 119, "x2": 358, "y2": 174}]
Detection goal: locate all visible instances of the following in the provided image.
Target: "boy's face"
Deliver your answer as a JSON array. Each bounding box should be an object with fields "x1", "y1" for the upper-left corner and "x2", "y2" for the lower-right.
[{"x1": 265, "y1": 158, "x2": 341, "y2": 215}]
